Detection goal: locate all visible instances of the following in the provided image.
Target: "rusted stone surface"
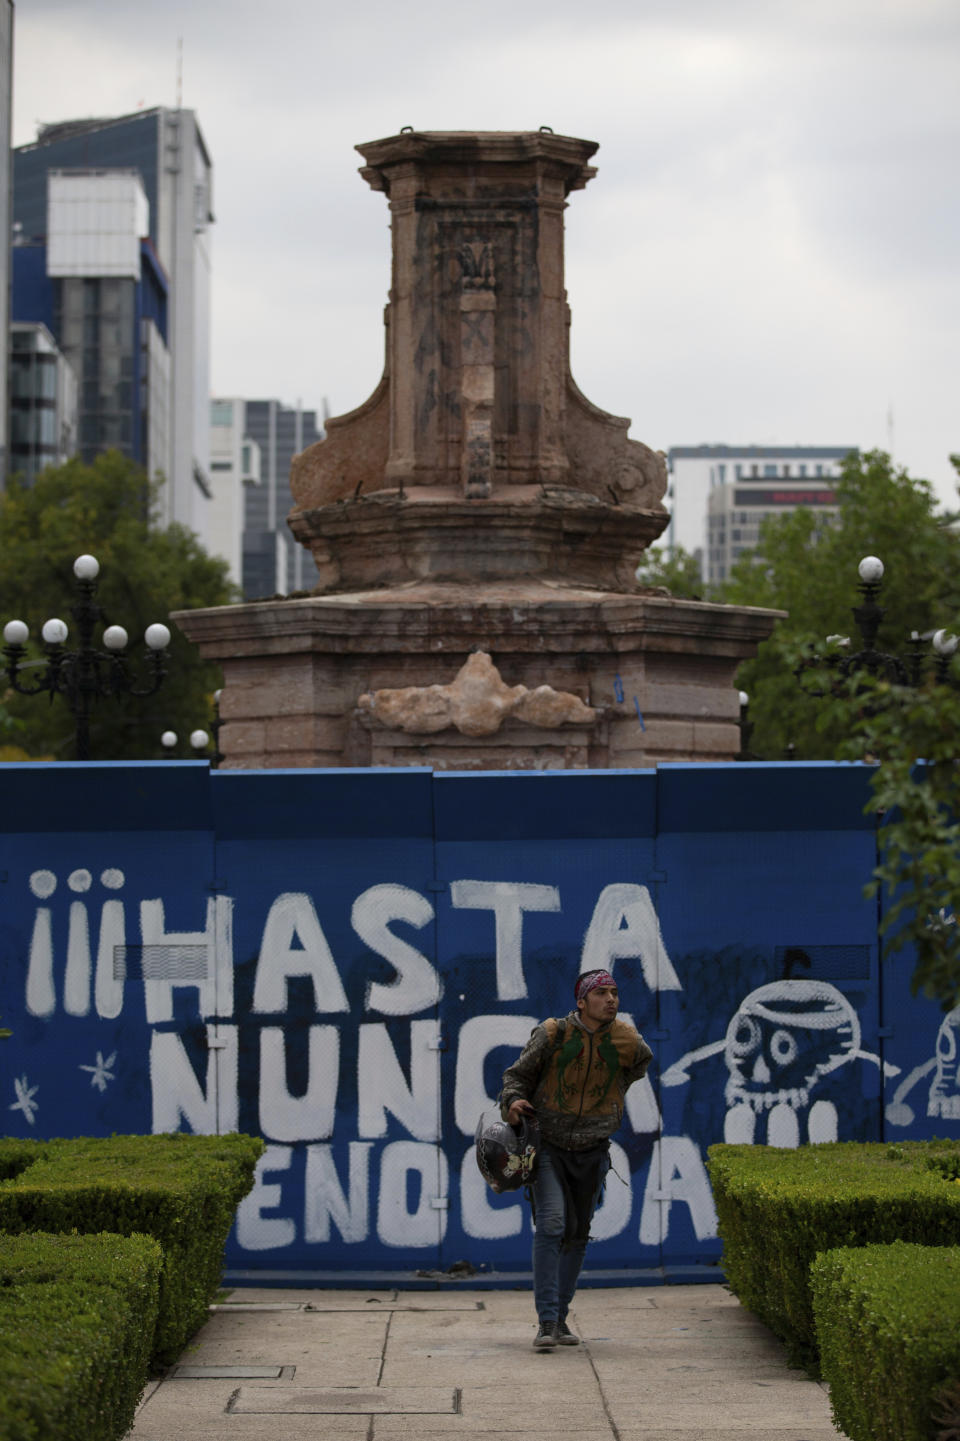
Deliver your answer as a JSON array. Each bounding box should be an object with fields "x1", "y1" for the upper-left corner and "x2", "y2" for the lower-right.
[
  {"x1": 176, "y1": 583, "x2": 781, "y2": 660},
  {"x1": 358, "y1": 722, "x2": 596, "y2": 772},
  {"x1": 219, "y1": 719, "x2": 267, "y2": 754},
  {"x1": 287, "y1": 492, "x2": 667, "y2": 594},
  {"x1": 288, "y1": 130, "x2": 668, "y2": 593},
  {"x1": 171, "y1": 130, "x2": 786, "y2": 771},
  {"x1": 174, "y1": 584, "x2": 784, "y2": 769}
]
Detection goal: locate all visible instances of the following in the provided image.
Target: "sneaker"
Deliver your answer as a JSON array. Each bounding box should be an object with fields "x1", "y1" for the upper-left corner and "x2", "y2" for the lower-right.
[
  {"x1": 556, "y1": 1320, "x2": 580, "y2": 1345},
  {"x1": 533, "y1": 1321, "x2": 558, "y2": 1350}
]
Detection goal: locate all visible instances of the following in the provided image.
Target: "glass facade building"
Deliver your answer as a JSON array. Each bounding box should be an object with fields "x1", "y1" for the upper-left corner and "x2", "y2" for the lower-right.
[
  {"x1": 0, "y1": 1, "x2": 13, "y2": 475},
  {"x1": 11, "y1": 169, "x2": 170, "y2": 487},
  {"x1": 667, "y1": 444, "x2": 855, "y2": 583},
  {"x1": 211, "y1": 397, "x2": 322, "y2": 598},
  {"x1": 57, "y1": 275, "x2": 136, "y2": 459},
  {"x1": 12, "y1": 109, "x2": 213, "y2": 537},
  {"x1": 243, "y1": 400, "x2": 322, "y2": 598},
  {"x1": 8, "y1": 322, "x2": 78, "y2": 482}
]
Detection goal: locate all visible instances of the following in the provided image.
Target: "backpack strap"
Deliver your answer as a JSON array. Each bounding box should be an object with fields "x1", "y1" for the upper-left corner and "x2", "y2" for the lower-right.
[
  {"x1": 535, "y1": 1016, "x2": 570, "y2": 1089},
  {"x1": 541, "y1": 1015, "x2": 567, "y2": 1048}
]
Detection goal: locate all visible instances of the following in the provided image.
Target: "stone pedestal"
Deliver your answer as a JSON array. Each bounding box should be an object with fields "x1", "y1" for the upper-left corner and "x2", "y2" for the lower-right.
[
  {"x1": 287, "y1": 130, "x2": 670, "y2": 593},
  {"x1": 174, "y1": 582, "x2": 784, "y2": 770},
  {"x1": 173, "y1": 129, "x2": 784, "y2": 769}
]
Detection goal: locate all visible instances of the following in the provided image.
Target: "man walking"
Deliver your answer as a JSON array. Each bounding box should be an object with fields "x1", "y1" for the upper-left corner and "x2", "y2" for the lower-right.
[{"x1": 500, "y1": 968, "x2": 653, "y2": 1350}]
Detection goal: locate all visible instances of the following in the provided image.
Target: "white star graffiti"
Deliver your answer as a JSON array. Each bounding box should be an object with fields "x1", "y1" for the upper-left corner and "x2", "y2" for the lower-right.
[
  {"x1": 9, "y1": 1075, "x2": 39, "y2": 1126},
  {"x1": 79, "y1": 1051, "x2": 117, "y2": 1094}
]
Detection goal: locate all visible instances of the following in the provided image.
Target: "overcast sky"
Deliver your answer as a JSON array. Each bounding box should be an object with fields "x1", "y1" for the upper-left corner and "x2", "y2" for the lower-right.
[{"x1": 12, "y1": 0, "x2": 960, "y2": 552}]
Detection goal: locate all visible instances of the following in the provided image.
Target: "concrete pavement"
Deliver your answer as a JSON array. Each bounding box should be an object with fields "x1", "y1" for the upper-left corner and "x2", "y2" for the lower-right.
[{"x1": 130, "y1": 1283, "x2": 847, "y2": 1440}]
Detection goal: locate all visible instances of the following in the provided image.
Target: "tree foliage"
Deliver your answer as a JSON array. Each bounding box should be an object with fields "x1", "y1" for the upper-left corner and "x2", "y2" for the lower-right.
[
  {"x1": 635, "y1": 543, "x2": 707, "y2": 600},
  {"x1": 811, "y1": 668, "x2": 960, "y2": 1011},
  {"x1": 0, "y1": 453, "x2": 236, "y2": 760},
  {"x1": 718, "y1": 450, "x2": 960, "y2": 759},
  {"x1": 723, "y1": 448, "x2": 960, "y2": 1009}
]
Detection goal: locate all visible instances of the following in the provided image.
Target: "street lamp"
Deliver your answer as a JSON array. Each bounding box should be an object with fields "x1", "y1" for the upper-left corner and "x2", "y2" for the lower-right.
[
  {"x1": 210, "y1": 689, "x2": 224, "y2": 770},
  {"x1": 2, "y1": 554, "x2": 171, "y2": 760},
  {"x1": 159, "y1": 727, "x2": 212, "y2": 760},
  {"x1": 736, "y1": 690, "x2": 754, "y2": 761},
  {"x1": 158, "y1": 684, "x2": 223, "y2": 767},
  {"x1": 796, "y1": 556, "x2": 958, "y2": 696}
]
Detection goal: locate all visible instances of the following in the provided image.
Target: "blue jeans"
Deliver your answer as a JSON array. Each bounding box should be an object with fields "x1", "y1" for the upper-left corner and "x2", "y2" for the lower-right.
[{"x1": 531, "y1": 1145, "x2": 610, "y2": 1324}]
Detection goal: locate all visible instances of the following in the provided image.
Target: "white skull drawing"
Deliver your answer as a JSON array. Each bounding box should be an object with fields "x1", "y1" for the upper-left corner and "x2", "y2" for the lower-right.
[
  {"x1": 928, "y1": 1005, "x2": 960, "y2": 1121},
  {"x1": 722, "y1": 981, "x2": 860, "y2": 1145}
]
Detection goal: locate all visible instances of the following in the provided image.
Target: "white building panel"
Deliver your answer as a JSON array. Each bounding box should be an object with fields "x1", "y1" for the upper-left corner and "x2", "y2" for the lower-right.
[
  {"x1": 47, "y1": 170, "x2": 149, "y2": 279},
  {"x1": 208, "y1": 397, "x2": 259, "y2": 587},
  {"x1": 143, "y1": 317, "x2": 172, "y2": 488}
]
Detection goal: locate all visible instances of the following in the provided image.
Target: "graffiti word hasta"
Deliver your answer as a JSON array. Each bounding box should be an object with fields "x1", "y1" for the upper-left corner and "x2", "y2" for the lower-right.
[{"x1": 25, "y1": 877, "x2": 680, "y2": 1021}]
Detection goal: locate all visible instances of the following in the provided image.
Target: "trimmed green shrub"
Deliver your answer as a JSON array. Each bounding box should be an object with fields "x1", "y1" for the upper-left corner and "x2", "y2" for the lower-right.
[
  {"x1": 0, "y1": 1229, "x2": 162, "y2": 1441},
  {"x1": 932, "y1": 1378, "x2": 960, "y2": 1440},
  {"x1": 0, "y1": 1138, "x2": 43, "y2": 1181},
  {"x1": 812, "y1": 1242, "x2": 960, "y2": 1441},
  {"x1": 0, "y1": 1132, "x2": 264, "y2": 1365},
  {"x1": 707, "y1": 1140, "x2": 960, "y2": 1371}
]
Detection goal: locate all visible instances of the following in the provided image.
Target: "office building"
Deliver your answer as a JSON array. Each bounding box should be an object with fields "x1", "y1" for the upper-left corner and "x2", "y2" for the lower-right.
[
  {"x1": 211, "y1": 397, "x2": 322, "y2": 598},
  {"x1": 12, "y1": 169, "x2": 170, "y2": 487},
  {"x1": 8, "y1": 322, "x2": 78, "y2": 482},
  {"x1": 668, "y1": 444, "x2": 855, "y2": 584},
  {"x1": 209, "y1": 397, "x2": 260, "y2": 589},
  {"x1": 12, "y1": 108, "x2": 213, "y2": 538},
  {"x1": 0, "y1": 1, "x2": 14, "y2": 476}
]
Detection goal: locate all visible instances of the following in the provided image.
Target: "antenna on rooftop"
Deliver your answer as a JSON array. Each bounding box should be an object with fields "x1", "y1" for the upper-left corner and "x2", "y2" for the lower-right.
[{"x1": 176, "y1": 35, "x2": 183, "y2": 110}]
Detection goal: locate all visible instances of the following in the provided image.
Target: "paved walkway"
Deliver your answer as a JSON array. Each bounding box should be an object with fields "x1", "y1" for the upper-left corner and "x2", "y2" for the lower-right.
[{"x1": 131, "y1": 1284, "x2": 847, "y2": 1440}]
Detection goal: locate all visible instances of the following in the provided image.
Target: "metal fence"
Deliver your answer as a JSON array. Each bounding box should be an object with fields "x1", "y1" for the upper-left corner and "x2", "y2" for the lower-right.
[{"x1": 1, "y1": 761, "x2": 955, "y2": 1284}]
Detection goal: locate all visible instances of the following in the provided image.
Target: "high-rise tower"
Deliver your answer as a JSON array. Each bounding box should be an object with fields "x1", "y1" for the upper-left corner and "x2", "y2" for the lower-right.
[
  {"x1": 12, "y1": 108, "x2": 213, "y2": 538},
  {"x1": 210, "y1": 397, "x2": 323, "y2": 597},
  {"x1": 0, "y1": 1, "x2": 14, "y2": 478}
]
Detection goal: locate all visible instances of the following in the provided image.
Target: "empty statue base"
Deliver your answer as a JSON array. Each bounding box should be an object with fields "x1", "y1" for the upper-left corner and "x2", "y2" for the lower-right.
[{"x1": 174, "y1": 582, "x2": 781, "y2": 770}]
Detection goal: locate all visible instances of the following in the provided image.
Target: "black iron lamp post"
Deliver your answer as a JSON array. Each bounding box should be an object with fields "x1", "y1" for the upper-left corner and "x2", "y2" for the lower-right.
[
  {"x1": 209, "y1": 689, "x2": 224, "y2": 769},
  {"x1": 737, "y1": 689, "x2": 799, "y2": 761},
  {"x1": 2, "y1": 553, "x2": 172, "y2": 760},
  {"x1": 796, "y1": 555, "x2": 958, "y2": 695},
  {"x1": 736, "y1": 689, "x2": 754, "y2": 761}
]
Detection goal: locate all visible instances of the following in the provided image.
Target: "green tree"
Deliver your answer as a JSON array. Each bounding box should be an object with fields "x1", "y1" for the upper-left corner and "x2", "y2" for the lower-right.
[
  {"x1": 718, "y1": 450, "x2": 960, "y2": 759},
  {"x1": 814, "y1": 669, "x2": 960, "y2": 1010},
  {"x1": 0, "y1": 452, "x2": 237, "y2": 760},
  {"x1": 635, "y1": 543, "x2": 707, "y2": 600}
]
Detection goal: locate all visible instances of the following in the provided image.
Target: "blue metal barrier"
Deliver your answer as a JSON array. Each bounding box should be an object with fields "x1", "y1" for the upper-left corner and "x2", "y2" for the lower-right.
[{"x1": 0, "y1": 761, "x2": 955, "y2": 1285}]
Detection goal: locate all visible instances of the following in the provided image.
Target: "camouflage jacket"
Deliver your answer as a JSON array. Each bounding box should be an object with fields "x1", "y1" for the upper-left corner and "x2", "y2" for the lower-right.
[{"x1": 499, "y1": 1011, "x2": 653, "y2": 1152}]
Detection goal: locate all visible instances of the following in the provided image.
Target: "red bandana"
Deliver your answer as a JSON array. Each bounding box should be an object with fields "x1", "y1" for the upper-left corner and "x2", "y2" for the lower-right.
[{"x1": 575, "y1": 969, "x2": 616, "y2": 1002}]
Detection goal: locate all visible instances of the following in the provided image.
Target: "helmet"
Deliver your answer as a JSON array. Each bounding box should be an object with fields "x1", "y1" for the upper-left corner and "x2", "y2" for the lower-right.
[{"x1": 475, "y1": 1108, "x2": 540, "y2": 1193}]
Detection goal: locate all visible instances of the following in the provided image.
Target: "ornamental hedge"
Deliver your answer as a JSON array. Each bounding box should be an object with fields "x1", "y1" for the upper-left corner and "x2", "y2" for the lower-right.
[
  {"x1": 706, "y1": 1140, "x2": 960, "y2": 1371},
  {"x1": 0, "y1": 1132, "x2": 263, "y2": 1365},
  {"x1": 812, "y1": 1242, "x2": 960, "y2": 1441},
  {"x1": 0, "y1": 1137, "x2": 42, "y2": 1180},
  {"x1": 0, "y1": 1229, "x2": 162, "y2": 1441}
]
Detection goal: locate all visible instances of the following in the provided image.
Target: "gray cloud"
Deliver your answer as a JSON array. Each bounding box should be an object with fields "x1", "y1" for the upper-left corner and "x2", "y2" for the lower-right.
[{"x1": 12, "y1": 0, "x2": 960, "y2": 549}]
